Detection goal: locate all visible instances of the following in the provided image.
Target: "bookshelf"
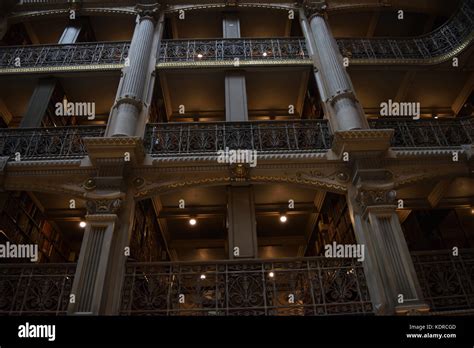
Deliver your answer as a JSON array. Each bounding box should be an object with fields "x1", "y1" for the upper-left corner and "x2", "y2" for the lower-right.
[
  {"x1": 314, "y1": 194, "x2": 356, "y2": 255},
  {"x1": 130, "y1": 199, "x2": 169, "y2": 262},
  {"x1": 0, "y1": 192, "x2": 72, "y2": 263}
]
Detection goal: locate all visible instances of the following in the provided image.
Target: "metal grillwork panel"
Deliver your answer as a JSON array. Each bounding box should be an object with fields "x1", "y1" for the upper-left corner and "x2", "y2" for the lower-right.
[
  {"x1": 0, "y1": 126, "x2": 106, "y2": 160},
  {"x1": 337, "y1": 0, "x2": 474, "y2": 62},
  {"x1": 120, "y1": 258, "x2": 373, "y2": 316},
  {"x1": 412, "y1": 249, "x2": 474, "y2": 312},
  {"x1": 158, "y1": 38, "x2": 308, "y2": 63},
  {"x1": 0, "y1": 263, "x2": 76, "y2": 316},
  {"x1": 145, "y1": 120, "x2": 332, "y2": 156},
  {"x1": 0, "y1": 41, "x2": 130, "y2": 69},
  {"x1": 2, "y1": 0, "x2": 473, "y2": 72},
  {"x1": 369, "y1": 117, "x2": 473, "y2": 148}
]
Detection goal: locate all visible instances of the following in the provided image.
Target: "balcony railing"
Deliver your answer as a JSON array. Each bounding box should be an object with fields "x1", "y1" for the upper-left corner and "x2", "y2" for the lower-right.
[
  {"x1": 2, "y1": 0, "x2": 473, "y2": 74},
  {"x1": 0, "y1": 263, "x2": 76, "y2": 315},
  {"x1": 0, "y1": 249, "x2": 471, "y2": 316},
  {"x1": 337, "y1": 0, "x2": 474, "y2": 63},
  {"x1": 158, "y1": 38, "x2": 309, "y2": 65},
  {"x1": 412, "y1": 249, "x2": 474, "y2": 312},
  {"x1": 0, "y1": 126, "x2": 106, "y2": 161},
  {"x1": 369, "y1": 117, "x2": 473, "y2": 148},
  {"x1": 145, "y1": 120, "x2": 332, "y2": 157},
  {"x1": 120, "y1": 257, "x2": 373, "y2": 316},
  {"x1": 0, "y1": 41, "x2": 129, "y2": 71}
]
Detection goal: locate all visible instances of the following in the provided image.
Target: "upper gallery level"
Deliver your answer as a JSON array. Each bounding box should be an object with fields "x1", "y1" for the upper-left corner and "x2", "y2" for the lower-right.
[
  {"x1": 0, "y1": 1, "x2": 472, "y2": 130},
  {"x1": 0, "y1": 0, "x2": 472, "y2": 67}
]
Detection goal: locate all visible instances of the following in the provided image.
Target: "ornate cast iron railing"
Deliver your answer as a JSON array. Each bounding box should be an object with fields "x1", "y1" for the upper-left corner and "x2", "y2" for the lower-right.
[
  {"x1": 3, "y1": 0, "x2": 474, "y2": 74},
  {"x1": 0, "y1": 263, "x2": 76, "y2": 316},
  {"x1": 412, "y1": 249, "x2": 474, "y2": 312},
  {"x1": 120, "y1": 257, "x2": 373, "y2": 316},
  {"x1": 158, "y1": 38, "x2": 308, "y2": 66},
  {"x1": 0, "y1": 126, "x2": 106, "y2": 161},
  {"x1": 338, "y1": 0, "x2": 474, "y2": 64},
  {"x1": 145, "y1": 120, "x2": 332, "y2": 157},
  {"x1": 2, "y1": 0, "x2": 474, "y2": 74},
  {"x1": 0, "y1": 41, "x2": 129, "y2": 72},
  {"x1": 369, "y1": 117, "x2": 473, "y2": 148}
]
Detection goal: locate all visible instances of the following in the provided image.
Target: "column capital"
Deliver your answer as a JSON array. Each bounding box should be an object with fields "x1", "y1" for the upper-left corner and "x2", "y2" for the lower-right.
[
  {"x1": 301, "y1": 0, "x2": 328, "y2": 20},
  {"x1": 135, "y1": 3, "x2": 161, "y2": 22},
  {"x1": 86, "y1": 197, "x2": 123, "y2": 215},
  {"x1": 355, "y1": 187, "x2": 397, "y2": 213}
]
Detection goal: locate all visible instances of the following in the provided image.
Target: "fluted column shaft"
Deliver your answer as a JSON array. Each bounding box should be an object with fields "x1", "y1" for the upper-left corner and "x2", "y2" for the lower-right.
[
  {"x1": 107, "y1": 9, "x2": 162, "y2": 137},
  {"x1": 300, "y1": 10, "x2": 368, "y2": 131},
  {"x1": 347, "y1": 187, "x2": 429, "y2": 315}
]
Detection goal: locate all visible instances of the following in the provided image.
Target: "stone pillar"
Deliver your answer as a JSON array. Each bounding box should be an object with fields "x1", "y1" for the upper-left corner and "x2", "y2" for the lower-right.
[
  {"x1": 223, "y1": 13, "x2": 249, "y2": 122},
  {"x1": 300, "y1": 2, "x2": 368, "y2": 131},
  {"x1": 68, "y1": 197, "x2": 122, "y2": 315},
  {"x1": 227, "y1": 185, "x2": 258, "y2": 259},
  {"x1": 20, "y1": 23, "x2": 82, "y2": 128},
  {"x1": 106, "y1": 3, "x2": 163, "y2": 137},
  {"x1": 347, "y1": 186, "x2": 429, "y2": 315}
]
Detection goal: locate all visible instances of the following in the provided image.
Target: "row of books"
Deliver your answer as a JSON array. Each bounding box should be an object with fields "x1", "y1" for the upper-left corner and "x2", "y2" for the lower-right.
[{"x1": 0, "y1": 192, "x2": 72, "y2": 263}]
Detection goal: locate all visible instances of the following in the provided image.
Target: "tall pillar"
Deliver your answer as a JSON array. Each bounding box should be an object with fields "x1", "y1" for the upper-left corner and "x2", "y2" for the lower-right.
[
  {"x1": 223, "y1": 13, "x2": 249, "y2": 122},
  {"x1": 300, "y1": 2, "x2": 368, "y2": 131},
  {"x1": 20, "y1": 23, "x2": 82, "y2": 128},
  {"x1": 106, "y1": 3, "x2": 163, "y2": 137},
  {"x1": 347, "y1": 185, "x2": 429, "y2": 315},
  {"x1": 68, "y1": 195, "x2": 134, "y2": 315},
  {"x1": 227, "y1": 185, "x2": 258, "y2": 259}
]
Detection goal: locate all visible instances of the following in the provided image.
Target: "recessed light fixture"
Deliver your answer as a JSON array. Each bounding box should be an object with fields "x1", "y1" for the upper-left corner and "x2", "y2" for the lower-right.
[
  {"x1": 200, "y1": 274, "x2": 206, "y2": 280},
  {"x1": 269, "y1": 271, "x2": 275, "y2": 278},
  {"x1": 189, "y1": 218, "x2": 197, "y2": 226},
  {"x1": 279, "y1": 214, "x2": 287, "y2": 223},
  {"x1": 79, "y1": 221, "x2": 87, "y2": 228},
  {"x1": 197, "y1": 54, "x2": 203, "y2": 58},
  {"x1": 263, "y1": 52, "x2": 268, "y2": 57}
]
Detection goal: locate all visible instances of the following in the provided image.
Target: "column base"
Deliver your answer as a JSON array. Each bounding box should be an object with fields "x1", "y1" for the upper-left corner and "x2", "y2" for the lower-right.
[{"x1": 395, "y1": 301, "x2": 431, "y2": 316}]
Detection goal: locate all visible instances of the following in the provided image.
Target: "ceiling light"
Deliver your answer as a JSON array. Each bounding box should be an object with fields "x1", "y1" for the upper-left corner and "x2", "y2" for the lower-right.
[
  {"x1": 79, "y1": 221, "x2": 87, "y2": 228},
  {"x1": 200, "y1": 274, "x2": 206, "y2": 280},
  {"x1": 197, "y1": 54, "x2": 203, "y2": 58},
  {"x1": 279, "y1": 215, "x2": 287, "y2": 223},
  {"x1": 263, "y1": 52, "x2": 268, "y2": 57},
  {"x1": 269, "y1": 271, "x2": 275, "y2": 278},
  {"x1": 189, "y1": 218, "x2": 197, "y2": 226}
]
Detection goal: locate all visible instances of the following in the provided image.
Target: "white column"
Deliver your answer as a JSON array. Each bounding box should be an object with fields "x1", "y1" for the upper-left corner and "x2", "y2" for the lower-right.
[
  {"x1": 107, "y1": 4, "x2": 163, "y2": 137},
  {"x1": 300, "y1": 6, "x2": 368, "y2": 131},
  {"x1": 347, "y1": 187, "x2": 429, "y2": 315}
]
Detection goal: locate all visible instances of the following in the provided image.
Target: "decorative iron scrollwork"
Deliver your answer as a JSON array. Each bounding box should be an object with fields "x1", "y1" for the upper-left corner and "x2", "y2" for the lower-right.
[
  {"x1": 145, "y1": 120, "x2": 332, "y2": 157},
  {"x1": 120, "y1": 258, "x2": 373, "y2": 316},
  {"x1": 370, "y1": 117, "x2": 473, "y2": 148},
  {"x1": 412, "y1": 249, "x2": 474, "y2": 312},
  {"x1": 0, "y1": 126, "x2": 105, "y2": 160},
  {"x1": 0, "y1": 264, "x2": 76, "y2": 315}
]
